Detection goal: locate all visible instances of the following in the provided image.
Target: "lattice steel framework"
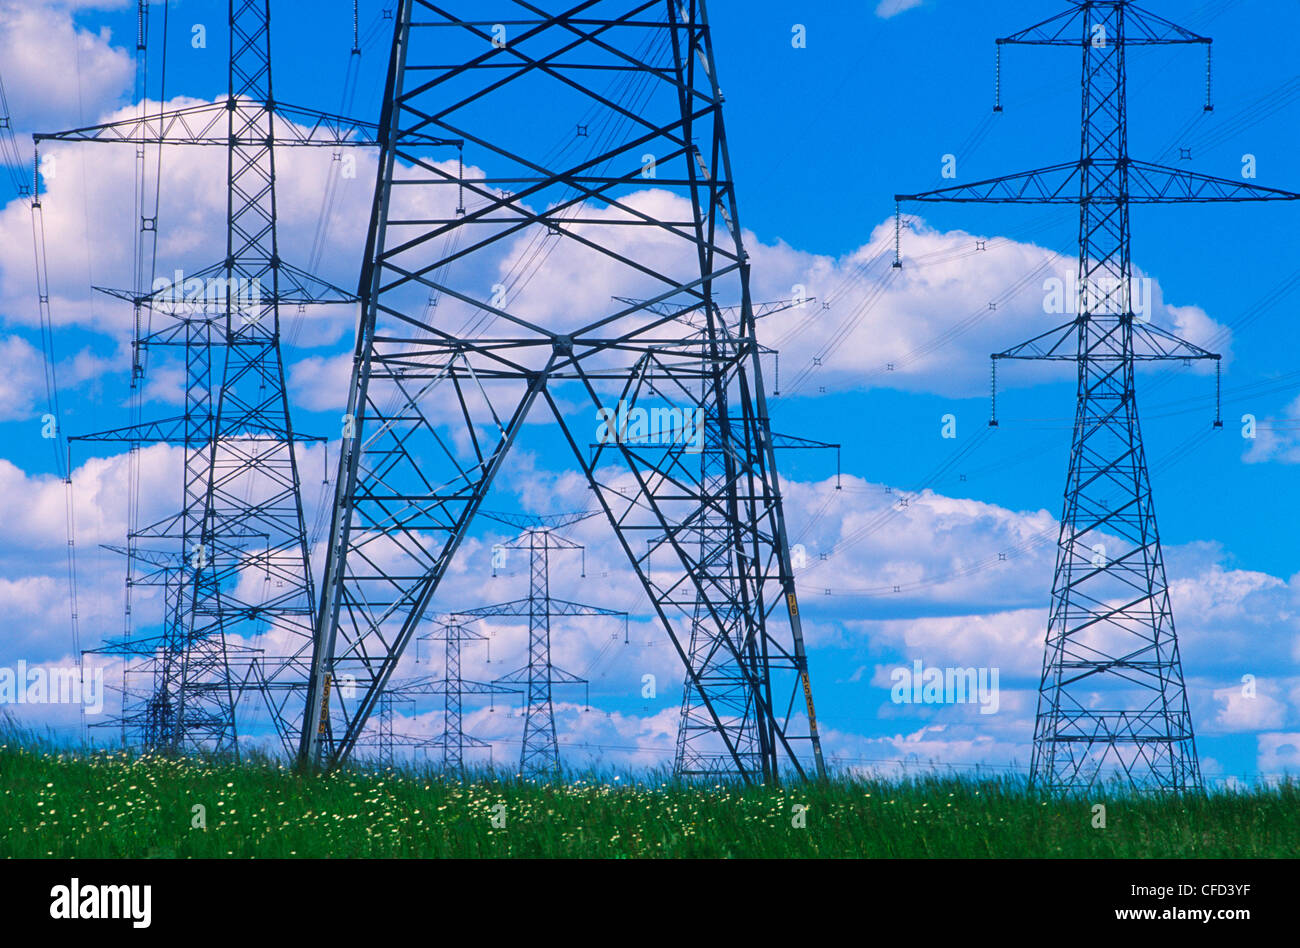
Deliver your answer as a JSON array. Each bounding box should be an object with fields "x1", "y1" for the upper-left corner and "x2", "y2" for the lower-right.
[
  {"x1": 301, "y1": 0, "x2": 825, "y2": 783},
  {"x1": 449, "y1": 520, "x2": 619, "y2": 779},
  {"x1": 40, "y1": 0, "x2": 410, "y2": 754},
  {"x1": 897, "y1": 1, "x2": 1300, "y2": 793},
  {"x1": 618, "y1": 296, "x2": 840, "y2": 777},
  {"x1": 412, "y1": 619, "x2": 518, "y2": 772}
]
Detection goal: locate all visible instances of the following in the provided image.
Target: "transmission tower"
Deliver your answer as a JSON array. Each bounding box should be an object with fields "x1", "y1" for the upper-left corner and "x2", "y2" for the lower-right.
[
  {"x1": 354, "y1": 651, "x2": 518, "y2": 772},
  {"x1": 616, "y1": 295, "x2": 841, "y2": 777},
  {"x1": 897, "y1": 1, "x2": 1300, "y2": 793},
  {"x1": 301, "y1": 0, "x2": 826, "y2": 783},
  {"x1": 675, "y1": 421, "x2": 841, "y2": 777},
  {"x1": 370, "y1": 690, "x2": 417, "y2": 767},
  {"x1": 414, "y1": 620, "x2": 518, "y2": 773},
  {"x1": 38, "y1": 1, "x2": 403, "y2": 755},
  {"x1": 446, "y1": 515, "x2": 619, "y2": 780}
]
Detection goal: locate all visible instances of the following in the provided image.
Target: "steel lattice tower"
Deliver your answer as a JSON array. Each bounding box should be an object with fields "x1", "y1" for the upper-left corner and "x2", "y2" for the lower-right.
[
  {"x1": 356, "y1": 658, "x2": 519, "y2": 770},
  {"x1": 452, "y1": 518, "x2": 618, "y2": 780},
  {"x1": 39, "y1": 1, "x2": 390, "y2": 755},
  {"x1": 355, "y1": 522, "x2": 611, "y2": 777},
  {"x1": 301, "y1": 0, "x2": 825, "y2": 783},
  {"x1": 897, "y1": 1, "x2": 1300, "y2": 793},
  {"x1": 675, "y1": 329, "x2": 762, "y2": 776},
  {"x1": 414, "y1": 620, "x2": 518, "y2": 772},
  {"x1": 619, "y1": 296, "x2": 839, "y2": 777}
]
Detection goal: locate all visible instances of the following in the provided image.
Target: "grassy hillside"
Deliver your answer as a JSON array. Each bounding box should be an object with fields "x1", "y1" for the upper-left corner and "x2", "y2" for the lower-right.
[{"x1": 1, "y1": 743, "x2": 1296, "y2": 858}]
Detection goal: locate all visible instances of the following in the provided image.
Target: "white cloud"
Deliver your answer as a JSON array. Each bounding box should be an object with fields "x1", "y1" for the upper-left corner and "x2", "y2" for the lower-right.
[
  {"x1": 0, "y1": 439, "x2": 1295, "y2": 766},
  {"x1": 858, "y1": 608, "x2": 1045, "y2": 680},
  {"x1": 4, "y1": 130, "x2": 1228, "y2": 417},
  {"x1": 466, "y1": 205, "x2": 1227, "y2": 399},
  {"x1": 0, "y1": 98, "x2": 380, "y2": 332},
  {"x1": 875, "y1": 0, "x2": 924, "y2": 20},
  {"x1": 1257, "y1": 732, "x2": 1300, "y2": 776},
  {"x1": 0, "y1": 335, "x2": 49, "y2": 421},
  {"x1": 748, "y1": 218, "x2": 1226, "y2": 398},
  {"x1": 0, "y1": 1, "x2": 133, "y2": 130},
  {"x1": 1242, "y1": 394, "x2": 1300, "y2": 465},
  {"x1": 821, "y1": 722, "x2": 1031, "y2": 779},
  {"x1": 1209, "y1": 682, "x2": 1288, "y2": 732}
]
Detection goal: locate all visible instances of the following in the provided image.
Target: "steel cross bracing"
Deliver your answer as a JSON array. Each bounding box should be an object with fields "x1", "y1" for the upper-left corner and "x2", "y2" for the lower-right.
[
  {"x1": 300, "y1": 0, "x2": 825, "y2": 783},
  {"x1": 673, "y1": 355, "x2": 761, "y2": 776},
  {"x1": 40, "y1": 1, "x2": 441, "y2": 755},
  {"x1": 896, "y1": 1, "x2": 1300, "y2": 794},
  {"x1": 667, "y1": 302, "x2": 838, "y2": 777},
  {"x1": 615, "y1": 295, "x2": 838, "y2": 776}
]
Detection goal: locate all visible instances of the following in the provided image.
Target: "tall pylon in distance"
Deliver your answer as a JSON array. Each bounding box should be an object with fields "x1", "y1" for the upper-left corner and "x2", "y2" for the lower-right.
[
  {"x1": 39, "y1": 0, "x2": 380, "y2": 754},
  {"x1": 614, "y1": 297, "x2": 840, "y2": 778},
  {"x1": 415, "y1": 620, "x2": 519, "y2": 773},
  {"x1": 301, "y1": 0, "x2": 826, "y2": 783},
  {"x1": 453, "y1": 516, "x2": 621, "y2": 780},
  {"x1": 897, "y1": 1, "x2": 1300, "y2": 793}
]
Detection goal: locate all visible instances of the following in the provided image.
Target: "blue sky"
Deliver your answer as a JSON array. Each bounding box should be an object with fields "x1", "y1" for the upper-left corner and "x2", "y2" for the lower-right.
[{"x1": 1, "y1": 0, "x2": 1299, "y2": 785}]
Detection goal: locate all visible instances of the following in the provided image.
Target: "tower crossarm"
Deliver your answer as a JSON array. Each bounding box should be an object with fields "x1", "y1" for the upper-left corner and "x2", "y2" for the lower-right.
[
  {"x1": 450, "y1": 599, "x2": 625, "y2": 620},
  {"x1": 612, "y1": 296, "x2": 809, "y2": 330},
  {"x1": 896, "y1": 161, "x2": 1300, "y2": 207},
  {"x1": 478, "y1": 509, "x2": 600, "y2": 531},
  {"x1": 1127, "y1": 160, "x2": 1300, "y2": 203},
  {"x1": 100, "y1": 544, "x2": 178, "y2": 570},
  {"x1": 493, "y1": 666, "x2": 587, "y2": 686},
  {"x1": 389, "y1": 679, "x2": 520, "y2": 697},
  {"x1": 994, "y1": 318, "x2": 1220, "y2": 362},
  {"x1": 539, "y1": 599, "x2": 626, "y2": 618},
  {"x1": 452, "y1": 600, "x2": 531, "y2": 619},
  {"x1": 68, "y1": 414, "x2": 324, "y2": 446},
  {"x1": 94, "y1": 258, "x2": 360, "y2": 311},
  {"x1": 69, "y1": 416, "x2": 197, "y2": 445},
  {"x1": 33, "y1": 99, "x2": 459, "y2": 148},
  {"x1": 997, "y1": 2, "x2": 1210, "y2": 47}
]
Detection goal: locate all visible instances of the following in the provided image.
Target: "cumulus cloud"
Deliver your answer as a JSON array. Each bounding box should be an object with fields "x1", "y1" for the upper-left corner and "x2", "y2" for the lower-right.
[
  {"x1": 875, "y1": 0, "x2": 924, "y2": 19},
  {"x1": 0, "y1": 97, "x2": 380, "y2": 338},
  {"x1": 0, "y1": 335, "x2": 50, "y2": 421},
  {"x1": 857, "y1": 608, "x2": 1046, "y2": 681},
  {"x1": 1241, "y1": 394, "x2": 1300, "y2": 465},
  {"x1": 746, "y1": 218, "x2": 1226, "y2": 398},
  {"x1": 0, "y1": 434, "x2": 1296, "y2": 769},
  {"x1": 425, "y1": 203, "x2": 1229, "y2": 399},
  {"x1": 819, "y1": 721, "x2": 1032, "y2": 779},
  {"x1": 1209, "y1": 682, "x2": 1288, "y2": 732},
  {"x1": 1257, "y1": 732, "x2": 1300, "y2": 776},
  {"x1": 0, "y1": 0, "x2": 133, "y2": 130}
]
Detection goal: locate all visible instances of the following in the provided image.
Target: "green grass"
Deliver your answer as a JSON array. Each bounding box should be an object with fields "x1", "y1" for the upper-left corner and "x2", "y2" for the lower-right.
[{"x1": 1, "y1": 742, "x2": 1296, "y2": 858}]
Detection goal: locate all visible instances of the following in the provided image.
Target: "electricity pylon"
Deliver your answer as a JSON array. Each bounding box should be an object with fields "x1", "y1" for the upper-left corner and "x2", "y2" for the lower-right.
[
  {"x1": 617, "y1": 295, "x2": 840, "y2": 777},
  {"x1": 413, "y1": 620, "x2": 519, "y2": 773},
  {"x1": 301, "y1": 0, "x2": 826, "y2": 783},
  {"x1": 356, "y1": 640, "x2": 519, "y2": 772},
  {"x1": 897, "y1": 1, "x2": 1300, "y2": 793},
  {"x1": 449, "y1": 515, "x2": 620, "y2": 780},
  {"x1": 39, "y1": 0, "x2": 403, "y2": 754}
]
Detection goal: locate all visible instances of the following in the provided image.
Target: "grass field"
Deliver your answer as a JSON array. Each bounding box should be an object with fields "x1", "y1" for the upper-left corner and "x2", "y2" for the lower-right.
[{"x1": 1, "y1": 742, "x2": 1296, "y2": 858}]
